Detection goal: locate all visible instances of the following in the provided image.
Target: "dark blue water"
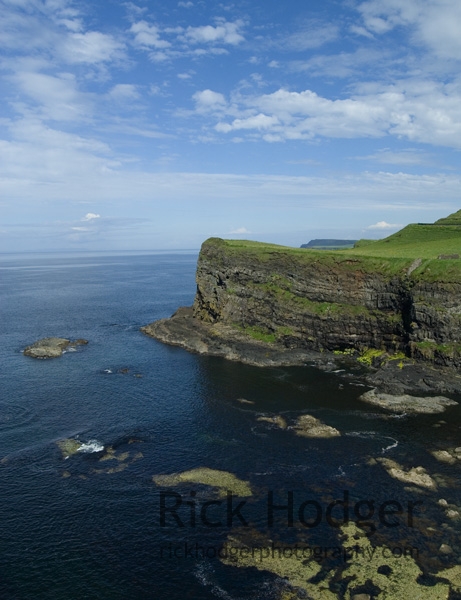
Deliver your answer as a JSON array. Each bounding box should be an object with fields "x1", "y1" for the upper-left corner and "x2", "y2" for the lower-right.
[{"x1": 1, "y1": 252, "x2": 461, "y2": 599}]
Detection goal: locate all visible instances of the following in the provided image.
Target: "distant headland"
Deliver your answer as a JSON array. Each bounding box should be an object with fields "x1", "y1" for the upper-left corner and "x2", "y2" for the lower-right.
[{"x1": 300, "y1": 239, "x2": 358, "y2": 249}]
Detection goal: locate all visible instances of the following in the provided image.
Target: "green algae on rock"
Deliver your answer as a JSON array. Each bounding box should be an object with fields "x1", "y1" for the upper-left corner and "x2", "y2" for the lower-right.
[
  {"x1": 221, "y1": 534, "x2": 335, "y2": 599},
  {"x1": 152, "y1": 467, "x2": 252, "y2": 498},
  {"x1": 220, "y1": 522, "x2": 458, "y2": 599}
]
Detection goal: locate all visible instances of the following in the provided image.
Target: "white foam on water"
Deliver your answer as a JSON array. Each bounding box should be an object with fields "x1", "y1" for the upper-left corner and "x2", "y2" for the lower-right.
[
  {"x1": 345, "y1": 431, "x2": 399, "y2": 453},
  {"x1": 389, "y1": 412, "x2": 407, "y2": 419},
  {"x1": 77, "y1": 440, "x2": 104, "y2": 453},
  {"x1": 194, "y1": 562, "x2": 236, "y2": 600},
  {"x1": 345, "y1": 431, "x2": 378, "y2": 438},
  {"x1": 381, "y1": 438, "x2": 399, "y2": 453}
]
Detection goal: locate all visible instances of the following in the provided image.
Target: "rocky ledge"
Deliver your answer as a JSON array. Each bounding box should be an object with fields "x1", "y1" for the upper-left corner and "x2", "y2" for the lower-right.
[
  {"x1": 24, "y1": 337, "x2": 88, "y2": 359},
  {"x1": 141, "y1": 307, "x2": 461, "y2": 396},
  {"x1": 141, "y1": 307, "x2": 323, "y2": 367}
]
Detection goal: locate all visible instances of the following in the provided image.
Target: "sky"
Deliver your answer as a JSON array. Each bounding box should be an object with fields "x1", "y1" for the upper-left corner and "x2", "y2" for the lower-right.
[{"x1": 0, "y1": 0, "x2": 460, "y2": 251}]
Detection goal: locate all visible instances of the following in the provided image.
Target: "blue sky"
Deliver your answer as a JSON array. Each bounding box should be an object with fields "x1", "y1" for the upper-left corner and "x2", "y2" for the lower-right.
[{"x1": 1, "y1": 0, "x2": 460, "y2": 251}]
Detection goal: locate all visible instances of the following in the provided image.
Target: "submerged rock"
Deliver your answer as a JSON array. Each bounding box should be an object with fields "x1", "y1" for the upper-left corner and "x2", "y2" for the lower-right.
[
  {"x1": 359, "y1": 389, "x2": 457, "y2": 414},
  {"x1": 237, "y1": 398, "x2": 255, "y2": 405},
  {"x1": 257, "y1": 415, "x2": 288, "y2": 430},
  {"x1": 56, "y1": 438, "x2": 84, "y2": 458},
  {"x1": 56, "y1": 438, "x2": 104, "y2": 459},
  {"x1": 293, "y1": 414, "x2": 340, "y2": 438},
  {"x1": 24, "y1": 337, "x2": 88, "y2": 359},
  {"x1": 152, "y1": 467, "x2": 252, "y2": 497}
]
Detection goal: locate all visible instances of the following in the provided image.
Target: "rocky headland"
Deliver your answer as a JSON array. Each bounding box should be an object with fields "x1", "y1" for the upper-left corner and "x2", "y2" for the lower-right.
[{"x1": 142, "y1": 213, "x2": 461, "y2": 397}]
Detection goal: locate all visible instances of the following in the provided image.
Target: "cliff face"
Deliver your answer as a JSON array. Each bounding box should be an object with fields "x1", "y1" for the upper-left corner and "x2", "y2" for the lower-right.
[{"x1": 192, "y1": 238, "x2": 461, "y2": 368}]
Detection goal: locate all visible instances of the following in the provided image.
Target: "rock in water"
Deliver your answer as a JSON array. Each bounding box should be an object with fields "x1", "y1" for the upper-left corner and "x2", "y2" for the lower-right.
[
  {"x1": 359, "y1": 389, "x2": 457, "y2": 414},
  {"x1": 24, "y1": 337, "x2": 88, "y2": 359}
]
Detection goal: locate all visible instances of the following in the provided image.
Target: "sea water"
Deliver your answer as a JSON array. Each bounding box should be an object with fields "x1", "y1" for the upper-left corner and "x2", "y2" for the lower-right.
[{"x1": 1, "y1": 252, "x2": 461, "y2": 599}]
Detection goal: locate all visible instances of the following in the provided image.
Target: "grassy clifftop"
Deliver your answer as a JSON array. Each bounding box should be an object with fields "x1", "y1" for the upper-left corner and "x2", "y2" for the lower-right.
[{"x1": 210, "y1": 211, "x2": 461, "y2": 283}]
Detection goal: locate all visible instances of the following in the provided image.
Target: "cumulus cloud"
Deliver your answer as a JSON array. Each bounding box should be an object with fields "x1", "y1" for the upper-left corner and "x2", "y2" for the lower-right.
[
  {"x1": 130, "y1": 21, "x2": 170, "y2": 49},
  {"x1": 206, "y1": 83, "x2": 461, "y2": 148},
  {"x1": 128, "y1": 17, "x2": 244, "y2": 60},
  {"x1": 216, "y1": 113, "x2": 279, "y2": 133},
  {"x1": 193, "y1": 89, "x2": 227, "y2": 113},
  {"x1": 367, "y1": 221, "x2": 402, "y2": 229},
  {"x1": 357, "y1": 0, "x2": 461, "y2": 59},
  {"x1": 82, "y1": 213, "x2": 101, "y2": 221},
  {"x1": 185, "y1": 19, "x2": 245, "y2": 45}
]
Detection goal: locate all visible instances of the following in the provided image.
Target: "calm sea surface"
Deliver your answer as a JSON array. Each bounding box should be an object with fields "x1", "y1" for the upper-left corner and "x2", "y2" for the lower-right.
[{"x1": 1, "y1": 252, "x2": 461, "y2": 599}]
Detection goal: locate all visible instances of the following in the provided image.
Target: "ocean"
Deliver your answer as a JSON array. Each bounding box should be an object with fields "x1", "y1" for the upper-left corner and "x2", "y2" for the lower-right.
[{"x1": 1, "y1": 252, "x2": 461, "y2": 599}]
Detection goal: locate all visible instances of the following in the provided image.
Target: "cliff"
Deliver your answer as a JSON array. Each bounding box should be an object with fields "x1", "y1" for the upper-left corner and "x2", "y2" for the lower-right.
[{"x1": 142, "y1": 212, "x2": 461, "y2": 386}]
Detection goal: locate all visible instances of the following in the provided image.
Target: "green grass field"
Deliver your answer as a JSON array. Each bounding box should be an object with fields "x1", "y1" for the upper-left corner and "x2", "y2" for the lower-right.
[
  {"x1": 349, "y1": 224, "x2": 461, "y2": 259},
  {"x1": 212, "y1": 210, "x2": 461, "y2": 282}
]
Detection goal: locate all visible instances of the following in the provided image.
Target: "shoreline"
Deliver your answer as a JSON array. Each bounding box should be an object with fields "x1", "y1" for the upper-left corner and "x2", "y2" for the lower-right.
[{"x1": 141, "y1": 306, "x2": 461, "y2": 399}]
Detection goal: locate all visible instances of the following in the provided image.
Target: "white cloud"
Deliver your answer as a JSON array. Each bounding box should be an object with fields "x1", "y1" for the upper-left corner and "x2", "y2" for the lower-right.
[
  {"x1": 291, "y1": 48, "x2": 387, "y2": 79},
  {"x1": 206, "y1": 82, "x2": 461, "y2": 148},
  {"x1": 0, "y1": 2, "x2": 125, "y2": 67},
  {"x1": 185, "y1": 19, "x2": 245, "y2": 45},
  {"x1": 356, "y1": 149, "x2": 433, "y2": 166},
  {"x1": 60, "y1": 31, "x2": 125, "y2": 64},
  {"x1": 193, "y1": 89, "x2": 227, "y2": 113},
  {"x1": 216, "y1": 113, "x2": 279, "y2": 133},
  {"x1": 130, "y1": 21, "x2": 170, "y2": 49},
  {"x1": 367, "y1": 220, "x2": 403, "y2": 229},
  {"x1": 349, "y1": 24, "x2": 375, "y2": 39},
  {"x1": 229, "y1": 227, "x2": 251, "y2": 234},
  {"x1": 82, "y1": 213, "x2": 101, "y2": 221},
  {"x1": 108, "y1": 84, "x2": 140, "y2": 101},
  {"x1": 282, "y1": 23, "x2": 339, "y2": 51},
  {"x1": 357, "y1": 0, "x2": 461, "y2": 59},
  {"x1": 12, "y1": 71, "x2": 91, "y2": 121}
]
